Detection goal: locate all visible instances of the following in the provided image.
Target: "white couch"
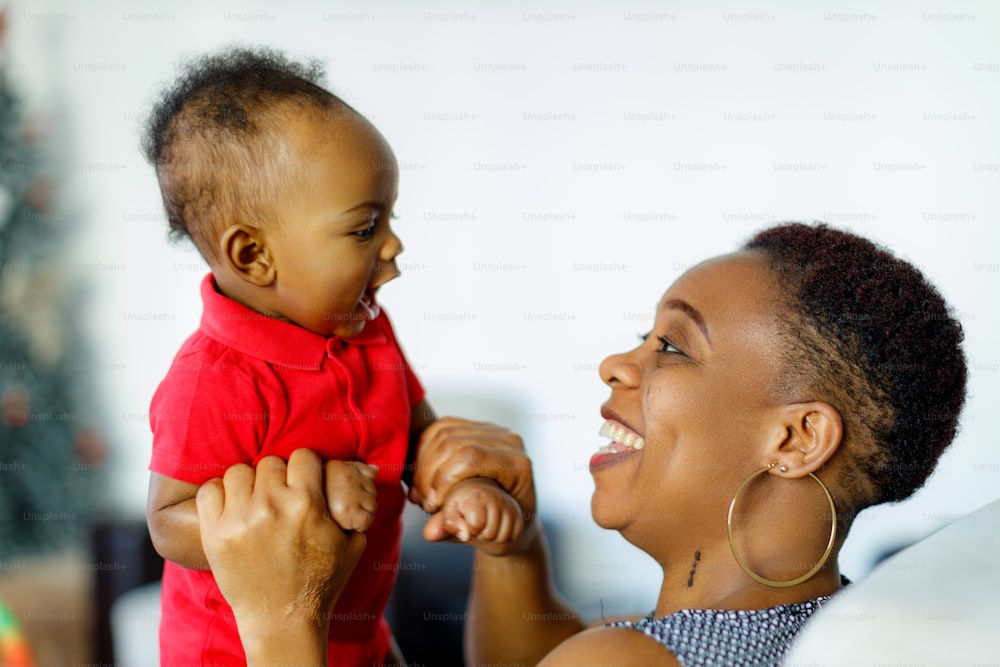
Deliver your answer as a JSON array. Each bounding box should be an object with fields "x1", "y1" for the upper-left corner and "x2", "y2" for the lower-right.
[{"x1": 785, "y1": 497, "x2": 1000, "y2": 665}]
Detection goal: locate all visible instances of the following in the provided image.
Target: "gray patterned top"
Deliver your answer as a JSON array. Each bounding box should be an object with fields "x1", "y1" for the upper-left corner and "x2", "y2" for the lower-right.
[{"x1": 607, "y1": 598, "x2": 829, "y2": 666}]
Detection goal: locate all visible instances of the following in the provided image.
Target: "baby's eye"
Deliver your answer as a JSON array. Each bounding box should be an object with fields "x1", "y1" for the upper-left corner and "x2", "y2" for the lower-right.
[{"x1": 354, "y1": 222, "x2": 377, "y2": 240}]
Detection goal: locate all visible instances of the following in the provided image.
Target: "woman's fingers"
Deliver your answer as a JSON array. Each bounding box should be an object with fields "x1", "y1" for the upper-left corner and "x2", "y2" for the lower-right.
[{"x1": 412, "y1": 417, "x2": 531, "y2": 512}]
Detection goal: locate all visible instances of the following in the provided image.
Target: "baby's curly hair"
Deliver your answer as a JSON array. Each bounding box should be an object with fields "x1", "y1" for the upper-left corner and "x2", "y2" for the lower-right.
[
  {"x1": 745, "y1": 223, "x2": 967, "y2": 511},
  {"x1": 141, "y1": 47, "x2": 349, "y2": 260}
]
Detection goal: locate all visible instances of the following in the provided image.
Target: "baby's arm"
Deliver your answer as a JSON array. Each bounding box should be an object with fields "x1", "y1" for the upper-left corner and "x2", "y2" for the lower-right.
[
  {"x1": 148, "y1": 459, "x2": 379, "y2": 572},
  {"x1": 147, "y1": 472, "x2": 209, "y2": 570},
  {"x1": 437, "y1": 478, "x2": 524, "y2": 555},
  {"x1": 404, "y1": 398, "x2": 438, "y2": 490}
]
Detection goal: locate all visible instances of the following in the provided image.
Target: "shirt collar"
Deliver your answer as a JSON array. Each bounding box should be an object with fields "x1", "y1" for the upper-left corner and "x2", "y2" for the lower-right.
[{"x1": 198, "y1": 274, "x2": 386, "y2": 370}]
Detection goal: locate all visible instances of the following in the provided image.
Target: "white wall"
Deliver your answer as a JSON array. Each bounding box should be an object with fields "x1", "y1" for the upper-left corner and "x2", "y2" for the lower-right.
[{"x1": 7, "y1": 0, "x2": 999, "y2": 609}]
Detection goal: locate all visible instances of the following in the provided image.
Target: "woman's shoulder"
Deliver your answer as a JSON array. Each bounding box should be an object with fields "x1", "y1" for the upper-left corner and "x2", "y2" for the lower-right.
[
  {"x1": 537, "y1": 625, "x2": 681, "y2": 667},
  {"x1": 606, "y1": 598, "x2": 829, "y2": 667}
]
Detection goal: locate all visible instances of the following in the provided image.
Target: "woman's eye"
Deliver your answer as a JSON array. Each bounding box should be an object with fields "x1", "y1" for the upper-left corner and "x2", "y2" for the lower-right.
[
  {"x1": 638, "y1": 332, "x2": 683, "y2": 356},
  {"x1": 657, "y1": 335, "x2": 683, "y2": 355}
]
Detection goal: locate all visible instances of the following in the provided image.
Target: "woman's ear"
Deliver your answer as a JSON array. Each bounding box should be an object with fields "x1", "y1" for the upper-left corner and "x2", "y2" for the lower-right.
[
  {"x1": 767, "y1": 401, "x2": 843, "y2": 478},
  {"x1": 219, "y1": 224, "x2": 276, "y2": 286}
]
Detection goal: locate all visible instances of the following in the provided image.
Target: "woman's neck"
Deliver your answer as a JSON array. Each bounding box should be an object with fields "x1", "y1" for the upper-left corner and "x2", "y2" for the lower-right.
[{"x1": 650, "y1": 541, "x2": 844, "y2": 618}]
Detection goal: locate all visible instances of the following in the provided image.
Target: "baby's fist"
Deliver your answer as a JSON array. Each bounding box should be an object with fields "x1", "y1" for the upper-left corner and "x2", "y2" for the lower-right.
[
  {"x1": 324, "y1": 460, "x2": 378, "y2": 532},
  {"x1": 435, "y1": 478, "x2": 524, "y2": 555}
]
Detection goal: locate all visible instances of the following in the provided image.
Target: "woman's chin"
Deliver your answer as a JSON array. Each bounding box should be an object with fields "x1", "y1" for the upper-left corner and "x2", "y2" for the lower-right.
[{"x1": 590, "y1": 492, "x2": 630, "y2": 531}]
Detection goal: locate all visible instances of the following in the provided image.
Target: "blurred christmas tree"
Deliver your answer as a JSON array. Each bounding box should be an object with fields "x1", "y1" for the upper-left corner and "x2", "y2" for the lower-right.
[{"x1": 0, "y1": 9, "x2": 104, "y2": 560}]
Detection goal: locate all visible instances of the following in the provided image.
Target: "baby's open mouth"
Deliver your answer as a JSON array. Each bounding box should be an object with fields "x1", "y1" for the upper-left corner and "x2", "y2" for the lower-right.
[{"x1": 359, "y1": 292, "x2": 381, "y2": 320}]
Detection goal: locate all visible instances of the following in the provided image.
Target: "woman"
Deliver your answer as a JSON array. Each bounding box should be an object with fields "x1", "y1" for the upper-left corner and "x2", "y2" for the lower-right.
[{"x1": 198, "y1": 223, "x2": 968, "y2": 666}]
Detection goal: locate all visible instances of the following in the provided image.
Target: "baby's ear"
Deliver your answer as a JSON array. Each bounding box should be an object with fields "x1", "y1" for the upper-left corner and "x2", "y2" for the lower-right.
[{"x1": 219, "y1": 224, "x2": 276, "y2": 286}]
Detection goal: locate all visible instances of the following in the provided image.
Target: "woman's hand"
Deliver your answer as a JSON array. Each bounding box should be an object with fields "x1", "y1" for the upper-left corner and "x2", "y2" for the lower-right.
[
  {"x1": 196, "y1": 449, "x2": 368, "y2": 666},
  {"x1": 410, "y1": 419, "x2": 583, "y2": 664},
  {"x1": 410, "y1": 417, "x2": 538, "y2": 555}
]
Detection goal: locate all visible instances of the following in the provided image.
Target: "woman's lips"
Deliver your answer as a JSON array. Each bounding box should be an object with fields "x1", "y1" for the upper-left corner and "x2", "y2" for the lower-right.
[{"x1": 589, "y1": 447, "x2": 641, "y2": 472}]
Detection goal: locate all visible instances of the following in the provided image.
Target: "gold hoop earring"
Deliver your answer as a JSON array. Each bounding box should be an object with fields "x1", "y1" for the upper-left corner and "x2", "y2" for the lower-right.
[{"x1": 726, "y1": 461, "x2": 837, "y2": 588}]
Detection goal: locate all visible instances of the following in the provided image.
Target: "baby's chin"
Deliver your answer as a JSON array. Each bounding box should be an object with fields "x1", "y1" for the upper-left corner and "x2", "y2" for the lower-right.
[
  {"x1": 337, "y1": 312, "x2": 384, "y2": 338},
  {"x1": 310, "y1": 303, "x2": 379, "y2": 337},
  {"x1": 325, "y1": 318, "x2": 368, "y2": 339}
]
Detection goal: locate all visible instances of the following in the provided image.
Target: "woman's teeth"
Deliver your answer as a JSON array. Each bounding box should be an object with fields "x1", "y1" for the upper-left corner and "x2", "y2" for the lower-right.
[{"x1": 598, "y1": 420, "x2": 645, "y2": 453}]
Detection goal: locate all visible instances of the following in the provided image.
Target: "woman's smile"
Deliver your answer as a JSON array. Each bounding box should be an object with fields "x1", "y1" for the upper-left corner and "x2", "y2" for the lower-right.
[{"x1": 590, "y1": 418, "x2": 646, "y2": 471}]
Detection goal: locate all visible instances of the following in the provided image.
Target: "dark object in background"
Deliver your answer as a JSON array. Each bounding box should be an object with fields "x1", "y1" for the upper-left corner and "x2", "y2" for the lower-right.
[
  {"x1": 385, "y1": 531, "x2": 474, "y2": 666},
  {"x1": 90, "y1": 520, "x2": 163, "y2": 665}
]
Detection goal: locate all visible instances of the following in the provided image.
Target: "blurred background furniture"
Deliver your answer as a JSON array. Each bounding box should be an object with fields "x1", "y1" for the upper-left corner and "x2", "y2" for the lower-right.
[
  {"x1": 91, "y1": 521, "x2": 163, "y2": 665},
  {"x1": 0, "y1": 551, "x2": 91, "y2": 666},
  {"x1": 785, "y1": 497, "x2": 1000, "y2": 665}
]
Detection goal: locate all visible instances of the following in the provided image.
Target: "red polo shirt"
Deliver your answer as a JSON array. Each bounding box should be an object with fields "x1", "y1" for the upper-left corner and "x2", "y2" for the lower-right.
[{"x1": 149, "y1": 275, "x2": 424, "y2": 666}]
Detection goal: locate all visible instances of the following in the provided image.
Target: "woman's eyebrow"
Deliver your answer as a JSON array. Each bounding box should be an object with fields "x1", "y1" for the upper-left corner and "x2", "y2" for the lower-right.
[{"x1": 660, "y1": 298, "x2": 710, "y2": 344}]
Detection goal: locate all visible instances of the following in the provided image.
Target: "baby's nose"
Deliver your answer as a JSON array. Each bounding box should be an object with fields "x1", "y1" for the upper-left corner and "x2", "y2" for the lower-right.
[{"x1": 380, "y1": 228, "x2": 403, "y2": 261}]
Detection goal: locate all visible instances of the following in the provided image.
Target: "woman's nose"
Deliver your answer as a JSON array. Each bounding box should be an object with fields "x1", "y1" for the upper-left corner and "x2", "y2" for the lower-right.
[{"x1": 599, "y1": 348, "x2": 642, "y2": 389}]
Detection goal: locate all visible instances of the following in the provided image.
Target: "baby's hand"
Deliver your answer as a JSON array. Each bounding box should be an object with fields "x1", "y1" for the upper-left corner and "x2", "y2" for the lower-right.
[
  {"x1": 324, "y1": 460, "x2": 378, "y2": 532},
  {"x1": 436, "y1": 478, "x2": 524, "y2": 555}
]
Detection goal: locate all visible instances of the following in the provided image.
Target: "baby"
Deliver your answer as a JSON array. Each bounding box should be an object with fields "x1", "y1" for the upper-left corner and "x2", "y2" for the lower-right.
[{"x1": 142, "y1": 48, "x2": 521, "y2": 666}]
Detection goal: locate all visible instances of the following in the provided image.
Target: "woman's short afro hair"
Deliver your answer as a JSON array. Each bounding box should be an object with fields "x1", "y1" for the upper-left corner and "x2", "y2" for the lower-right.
[{"x1": 745, "y1": 223, "x2": 967, "y2": 508}]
